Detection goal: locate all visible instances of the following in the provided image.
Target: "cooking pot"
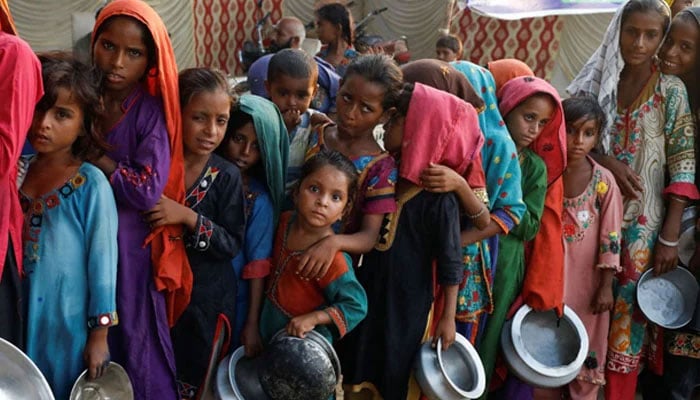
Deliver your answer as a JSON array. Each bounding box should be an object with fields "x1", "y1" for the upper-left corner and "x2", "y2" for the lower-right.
[
  {"x1": 413, "y1": 333, "x2": 485, "y2": 399},
  {"x1": 500, "y1": 305, "x2": 588, "y2": 388},
  {"x1": 637, "y1": 266, "x2": 699, "y2": 329},
  {"x1": 0, "y1": 337, "x2": 54, "y2": 400}
]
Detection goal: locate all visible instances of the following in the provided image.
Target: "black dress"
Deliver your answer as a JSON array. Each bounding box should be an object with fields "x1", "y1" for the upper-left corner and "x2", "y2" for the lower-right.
[
  {"x1": 337, "y1": 187, "x2": 463, "y2": 400},
  {"x1": 170, "y1": 154, "x2": 245, "y2": 395}
]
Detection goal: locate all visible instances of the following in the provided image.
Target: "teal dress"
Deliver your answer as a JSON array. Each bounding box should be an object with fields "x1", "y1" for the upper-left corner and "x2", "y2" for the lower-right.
[{"x1": 20, "y1": 160, "x2": 118, "y2": 400}]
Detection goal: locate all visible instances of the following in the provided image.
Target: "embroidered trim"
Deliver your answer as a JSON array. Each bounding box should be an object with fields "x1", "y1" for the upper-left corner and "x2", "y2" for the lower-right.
[
  {"x1": 188, "y1": 215, "x2": 213, "y2": 251},
  {"x1": 185, "y1": 166, "x2": 220, "y2": 208},
  {"x1": 324, "y1": 306, "x2": 348, "y2": 337},
  {"x1": 87, "y1": 311, "x2": 119, "y2": 329},
  {"x1": 117, "y1": 164, "x2": 156, "y2": 188},
  {"x1": 375, "y1": 185, "x2": 422, "y2": 251}
]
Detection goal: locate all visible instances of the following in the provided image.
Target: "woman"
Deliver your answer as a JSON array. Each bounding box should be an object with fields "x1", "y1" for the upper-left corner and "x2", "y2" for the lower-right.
[{"x1": 568, "y1": 1, "x2": 699, "y2": 398}]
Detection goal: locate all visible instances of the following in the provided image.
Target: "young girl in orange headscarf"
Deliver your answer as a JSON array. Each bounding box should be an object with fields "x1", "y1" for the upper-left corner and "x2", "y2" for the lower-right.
[{"x1": 89, "y1": 1, "x2": 189, "y2": 398}]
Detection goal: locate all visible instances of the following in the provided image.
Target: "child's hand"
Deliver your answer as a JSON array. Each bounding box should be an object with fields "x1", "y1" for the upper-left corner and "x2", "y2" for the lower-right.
[
  {"x1": 310, "y1": 112, "x2": 333, "y2": 127},
  {"x1": 460, "y1": 228, "x2": 480, "y2": 246},
  {"x1": 241, "y1": 320, "x2": 264, "y2": 358},
  {"x1": 591, "y1": 283, "x2": 614, "y2": 314},
  {"x1": 142, "y1": 195, "x2": 193, "y2": 229},
  {"x1": 432, "y1": 315, "x2": 456, "y2": 350},
  {"x1": 83, "y1": 328, "x2": 110, "y2": 380},
  {"x1": 282, "y1": 109, "x2": 302, "y2": 131},
  {"x1": 286, "y1": 313, "x2": 319, "y2": 338},
  {"x1": 420, "y1": 163, "x2": 466, "y2": 193},
  {"x1": 297, "y1": 236, "x2": 337, "y2": 280}
]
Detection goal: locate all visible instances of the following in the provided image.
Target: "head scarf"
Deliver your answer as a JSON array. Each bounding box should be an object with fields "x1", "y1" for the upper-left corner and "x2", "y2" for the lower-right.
[
  {"x1": 400, "y1": 82, "x2": 484, "y2": 185},
  {"x1": 237, "y1": 94, "x2": 289, "y2": 226},
  {"x1": 93, "y1": 0, "x2": 191, "y2": 326},
  {"x1": 567, "y1": 0, "x2": 671, "y2": 153},
  {"x1": 499, "y1": 76, "x2": 566, "y2": 186},
  {"x1": 402, "y1": 59, "x2": 485, "y2": 111},
  {"x1": 487, "y1": 58, "x2": 535, "y2": 93},
  {"x1": 0, "y1": 0, "x2": 16, "y2": 34}
]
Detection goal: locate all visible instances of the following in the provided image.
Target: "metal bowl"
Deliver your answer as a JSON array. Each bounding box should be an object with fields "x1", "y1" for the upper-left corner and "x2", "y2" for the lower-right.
[
  {"x1": 500, "y1": 305, "x2": 588, "y2": 388},
  {"x1": 69, "y1": 362, "x2": 133, "y2": 400},
  {"x1": 232, "y1": 346, "x2": 268, "y2": 400},
  {"x1": 215, "y1": 353, "x2": 236, "y2": 399},
  {"x1": 0, "y1": 338, "x2": 54, "y2": 400},
  {"x1": 637, "y1": 266, "x2": 699, "y2": 329},
  {"x1": 678, "y1": 206, "x2": 697, "y2": 267},
  {"x1": 413, "y1": 333, "x2": 486, "y2": 400}
]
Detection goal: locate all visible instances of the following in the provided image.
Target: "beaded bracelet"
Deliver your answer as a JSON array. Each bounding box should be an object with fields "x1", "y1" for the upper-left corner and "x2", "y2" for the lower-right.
[{"x1": 657, "y1": 234, "x2": 679, "y2": 247}]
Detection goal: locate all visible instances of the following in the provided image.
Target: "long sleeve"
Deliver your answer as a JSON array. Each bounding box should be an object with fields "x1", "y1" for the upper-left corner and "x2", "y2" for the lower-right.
[
  {"x1": 83, "y1": 168, "x2": 119, "y2": 329},
  {"x1": 430, "y1": 193, "x2": 464, "y2": 286},
  {"x1": 321, "y1": 253, "x2": 368, "y2": 338},
  {"x1": 509, "y1": 151, "x2": 547, "y2": 242},
  {"x1": 483, "y1": 134, "x2": 526, "y2": 235},
  {"x1": 595, "y1": 168, "x2": 623, "y2": 271}
]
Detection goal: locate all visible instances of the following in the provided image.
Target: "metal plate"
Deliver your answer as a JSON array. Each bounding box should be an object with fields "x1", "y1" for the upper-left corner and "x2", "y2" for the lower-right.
[
  {"x1": 0, "y1": 338, "x2": 54, "y2": 400},
  {"x1": 637, "y1": 267, "x2": 699, "y2": 329},
  {"x1": 69, "y1": 362, "x2": 133, "y2": 400}
]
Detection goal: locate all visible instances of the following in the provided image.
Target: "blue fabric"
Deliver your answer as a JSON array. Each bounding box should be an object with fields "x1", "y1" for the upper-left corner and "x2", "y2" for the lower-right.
[
  {"x1": 22, "y1": 161, "x2": 118, "y2": 399},
  {"x1": 231, "y1": 178, "x2": 274, "y2": 347}
]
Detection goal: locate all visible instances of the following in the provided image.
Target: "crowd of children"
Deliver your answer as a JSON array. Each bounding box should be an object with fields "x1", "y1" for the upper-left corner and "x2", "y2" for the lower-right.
[{"x1": 2, "y1": 0, "x2": 700, "y2": 399}]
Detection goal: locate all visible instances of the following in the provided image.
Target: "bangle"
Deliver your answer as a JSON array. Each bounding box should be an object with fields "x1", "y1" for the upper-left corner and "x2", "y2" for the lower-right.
[
  {"x1": 669, "y1": 195, "x2": 688, "y2": 203},
  {"x1": 657, "y1": 234, "x2": 679, "y2": 247},
  {"x1": 467, "y1": 206, "x2": 486, "y2": 220}
]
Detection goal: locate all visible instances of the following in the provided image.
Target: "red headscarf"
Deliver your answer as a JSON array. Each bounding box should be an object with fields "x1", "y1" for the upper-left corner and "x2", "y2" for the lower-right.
[
  {"x1": 93, "y1": 0, "x2": 191, "y2": 326},
  {"x1": 498, "y1": 76, "x2": 566, "y2": 315},
  {"x1": 400, "y1": 82, "x2": 485, "y2": 186},
  {"x1": 488, "y1": 58, "x2": 535, "y2": 93}
]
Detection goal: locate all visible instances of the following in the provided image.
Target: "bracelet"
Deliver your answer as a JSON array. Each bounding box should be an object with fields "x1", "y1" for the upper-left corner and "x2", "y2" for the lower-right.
[
  {"x1": 668, "y1": 194, "x2": 688, "y2": 203},
  {"x1": 657, "y1": 234, "x2": 679, "y2": 247},
  {"x1": 467, "y1": 206, "x2": 486, "y2": 220}
]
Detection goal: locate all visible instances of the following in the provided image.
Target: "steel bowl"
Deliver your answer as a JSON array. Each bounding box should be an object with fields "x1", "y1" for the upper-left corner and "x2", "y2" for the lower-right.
[
  {"x1": 678, "y1": 206, "x2": 697, "y2": 267},
  {"x1": 232, "y1": 346, "x2": 268, "y2": 400},
  {"x1": 413, "y1": 333, "x2": 486, "y2": 400},
  {"x1": 215, "y1": 353, "x2": 236, "y2": 399},
  {"x1": 0, "y1": 337, "x2": 54, "y2": 400},
  {"x1": 500, "y1": 305, "x2": 588, "y2": 388},
  {"x1": 637, "y1": 267, "x2": 699, "y2": 329},
  {"x1": 69, "y1": 362, "x2": 133, "y2": 400}
]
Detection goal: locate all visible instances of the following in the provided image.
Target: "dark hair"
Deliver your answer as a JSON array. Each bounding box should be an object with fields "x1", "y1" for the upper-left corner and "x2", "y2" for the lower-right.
[
  {"x1": 178, "y1": 67, "x2": 231, "y2": 108},
  {"x1": 267, "y1": 48, "x2": 319, "y2": 84},
  {"x1": 93, "y1": 15, "x2": 157, "y2": 74},
  {"x1": 436, "y1": 34, "x2": 463, "y2": 55},
  {"x1": 620, "y1": 0, "x2": 671, "y2": 33},
  {"x1": 343, "y1": 54, "x2": 404, "y2": 109},
  {"x1": 395, "y1": 82, "x2": 415, "y2": 116},
  {"x1": 562, "y1": 96, "x2": 606, "y2": 136},
  {"x1": 35, "y1": 52, "x2": 109, "y2": 160},
  {"x1": 316, "y1": 3, "x2": 354, "y2": 46},
  {"x1": 298, "y1": 149, "x2": 359, "y2": 214}
]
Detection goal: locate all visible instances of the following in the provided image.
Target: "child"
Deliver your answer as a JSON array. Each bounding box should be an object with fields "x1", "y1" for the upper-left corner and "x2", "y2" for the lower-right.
[
  {"x1": 259, "y1": 149, "x2": 367, "y2": 344},
  {"x1": 536, "y1": 96, "x2": 623, "y2": 400},
  {"x1": 435, "y1": 34, "x2": 463, "y2": 62},
  {"x1": 89, "y1": 1, "x2": 189, "y2": 398},
  {"x1": 339, "y1": 82, "x2": 486, "y2": 400},
  {"x1": 569, "y1": 1, "x2": 699, "y2": 397},
  {"x1": 299, "y1": 54, "x2": 401, "y2": 278},
  {"x1": 144, "y1": 68, "x2": 245, "y2": 399},
  {"x1": 20, "y1": 55, "x2": 117, "y2": 400},
  {"x1": 315, "y1": 2, "x2": 359, "y2": 76},
  {"x1": 216, "y1": 93, "x2": 289, "y2": 356}
]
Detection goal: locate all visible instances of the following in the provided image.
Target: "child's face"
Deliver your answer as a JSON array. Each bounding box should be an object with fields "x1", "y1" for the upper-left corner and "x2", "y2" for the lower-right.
[
  {"x1": 182, "y1": 89, "x2": 230, "y2": 158},
  {"x1": 93, "y1": 17, "x2": 150, "y2": 95},
  {"x1": 659, "y1": 17, "x2": 699, "y2": 81},
  {"x1": 265, "y1": 74, "x2": 316, "y2": 117},
  {"x1": 566, "y1": 117, "x2": 600, "y2": 163},
  {"x1": 436, "y1": 47, "x2": 458, "y2": 62},
  {"x1": 505, "y1": 95, "x2": 555, "y2": 152},
  {"x1": 221, "y1": 121, "x2": 260, "y2": 173},
  {"x1": 296, "y1": 165, "x2": 350, "y2": 228},
  {"x1": 382, "y1": 114, "x2": 405, "y2": 157},
  {"x1": 315, "y1": 18, "x2": 338, "y2": 44},
  {"x1": 672, "y1": 0, "x2": 694, "y2": 17},
  {"x1": 29, "y1": 87, "x2": 84, "y2": 156},
  {"x1": 619, "y1": 11, "x2": 665, "y2": 67},
  {"x1": 335, "y1": 75, "x2": 387, "y2": 138}
]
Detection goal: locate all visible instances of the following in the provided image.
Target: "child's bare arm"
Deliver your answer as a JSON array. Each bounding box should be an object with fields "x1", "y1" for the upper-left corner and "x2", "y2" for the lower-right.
[
  {"x1": 591, "y1": 269, "x2": 615, "y2": 314},
  {"x1": 286, "y1": 310, "x2": 332, "y2": 338},
  {"x1": 241, "y1": 278, "x2": 265, "y2": 357}
]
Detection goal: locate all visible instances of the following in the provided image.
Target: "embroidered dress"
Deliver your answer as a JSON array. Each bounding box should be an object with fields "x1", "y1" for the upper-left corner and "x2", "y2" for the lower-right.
[
  {"x1": 231, "y1": 178, "x2": 274, "y2": 346},
  {"x1": 21, "y1": 161, "x2": 118, "y2": 400},
  {"x1": 305, "y1": 126, "x2": 397, "y2": 235},
  {"x1": 562, "y1": 158, "x2": 623, "y2": 391},
  {"x1": 171, "y1": 154, "x2": 245, "y2": 395},
  {"x1": 606, "y1": 71, "x2": 699, "y2": 375},
  {"x1": 259, "y1": 212, "x2": 367, "y2": 344}
]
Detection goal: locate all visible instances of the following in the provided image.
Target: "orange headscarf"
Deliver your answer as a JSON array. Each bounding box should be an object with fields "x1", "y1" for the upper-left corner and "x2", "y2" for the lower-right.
[
  {"x1": 0, "y1": 0, "x2": 16, "y2": 34},
  {"x1": 488, "y1": 58, "x2": 535, "y2": 94},
  {"x1": 93, "y1": 0, "x2": 191, "y2": 326}
]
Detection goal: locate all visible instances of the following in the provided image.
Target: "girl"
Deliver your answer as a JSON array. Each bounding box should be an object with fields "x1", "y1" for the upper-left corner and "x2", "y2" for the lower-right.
[
  {"x1": 144, "y1": 68, "x2": 245, "y2": 399},
  {"x1": 90, "y1": 1, "x2": 189, "y2": 398},
  {"x1": 20, "y1": 55, "x2": 117, "y2": 400},
  {"x1": 569, "y1": 1, "x2": 699, "y2": 398},
  {"x1": 315, "y1": 2, "x2": 358, "y2": 76},
  {"x1": 537, "y1": 96, "x2": 623, "y2": 400},
  {"x1": 216, "y1": 93, "x2": 289, "y2": 356},
  {"x1": 339, "y1": 82, "x2": 487, "y2": 400},
  {"x1": 259, "y1": 149, "x2": 367, "y2": 344},
  {"x1": 298, "y1": 55, "x2": 401, "y2": 279}
]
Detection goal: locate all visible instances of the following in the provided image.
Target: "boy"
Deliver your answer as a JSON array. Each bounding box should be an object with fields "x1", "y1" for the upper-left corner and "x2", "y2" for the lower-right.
[{"x1": 435, "y1": 34, "x2": 463, "y2": 62}]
